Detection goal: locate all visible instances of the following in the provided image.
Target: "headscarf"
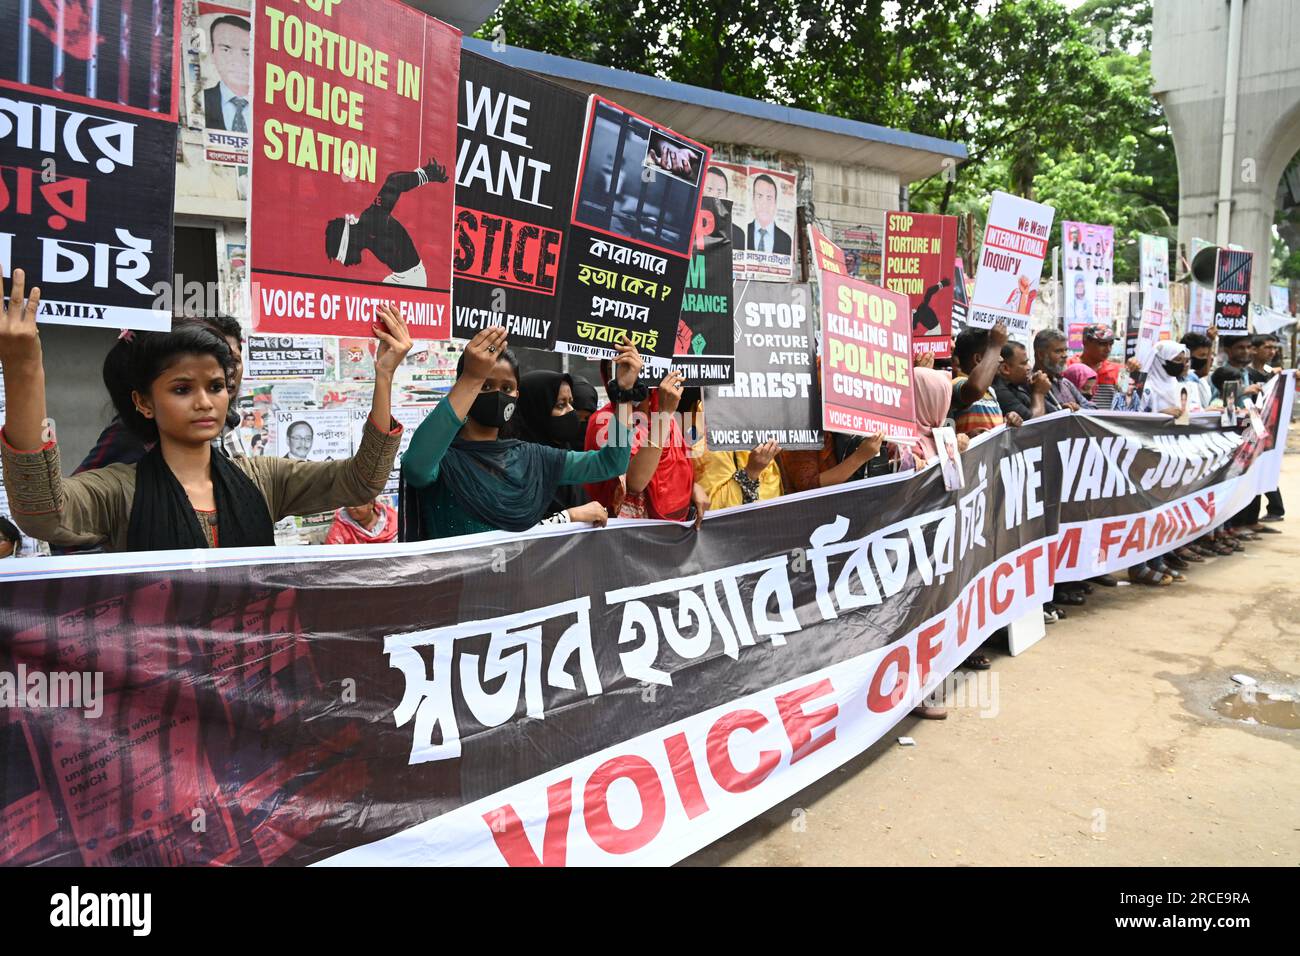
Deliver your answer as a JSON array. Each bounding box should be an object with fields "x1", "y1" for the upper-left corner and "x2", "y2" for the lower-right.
[
  {"x1": 1062, "y1": 362, "x2": 1097, "y2": 394},
  {"x1": 584, "y1": 390, "x2": 693, "y2": 520},
  {"x1": 515, "y1": 370, "x2": 575, "y2": 446},
  {"x1": 1146, "y1": 341, "x2": 1196, "y2": 412},
  {"x1": 913, "y1": 367, "x2": 953, "y2": 462},
  {"x1": 571, "y1": 380, "x2": 600, "y2": 415}
]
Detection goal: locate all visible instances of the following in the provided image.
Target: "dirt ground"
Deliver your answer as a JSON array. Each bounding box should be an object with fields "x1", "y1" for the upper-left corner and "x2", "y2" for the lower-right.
[{"x1": 685, "y1": 438, "x2": 1300, "y2": 867}]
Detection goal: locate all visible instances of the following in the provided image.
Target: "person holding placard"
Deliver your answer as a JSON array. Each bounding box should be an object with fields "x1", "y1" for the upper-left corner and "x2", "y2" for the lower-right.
[{"x1": 399, "y1": 330, "x2": 637, "y2": 540}]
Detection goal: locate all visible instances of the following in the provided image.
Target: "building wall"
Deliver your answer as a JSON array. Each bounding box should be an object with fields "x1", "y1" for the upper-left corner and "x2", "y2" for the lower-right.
[{"x1": 1152, "y1": 0, "x2": 1300, "y2": 300}]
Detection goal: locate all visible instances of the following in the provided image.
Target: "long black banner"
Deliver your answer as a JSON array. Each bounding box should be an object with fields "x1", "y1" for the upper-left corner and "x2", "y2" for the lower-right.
[{"x1": 0, "y1": 377, "x2": 1291, "y2": 866}]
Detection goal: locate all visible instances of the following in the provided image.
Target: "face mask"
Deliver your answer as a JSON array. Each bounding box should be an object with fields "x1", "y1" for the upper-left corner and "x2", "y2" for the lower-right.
[
  {"x1": 546, "y1": 410, "x2": 584, "y2": 449},
  {"x1": 1162, "y1": 360, "x2": 1187, "y2": 378},
  {"x1": 469, "y1": 389, "x2": 517, "y2": 429}
]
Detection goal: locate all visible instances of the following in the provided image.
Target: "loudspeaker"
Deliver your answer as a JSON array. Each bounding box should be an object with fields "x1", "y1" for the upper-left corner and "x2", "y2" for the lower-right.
[{"x1": 1191, "y1": 245, "x2": 1220, "y2": 284}]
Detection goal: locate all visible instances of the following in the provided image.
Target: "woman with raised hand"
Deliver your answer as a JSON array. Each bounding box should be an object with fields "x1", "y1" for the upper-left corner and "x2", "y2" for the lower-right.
[
  {"x1": 0, "y1": 269, "x2": 411, "y2": 552},
  {"x1": 398, "y1": 327, "x2": 636, "y2": 540},
  {"x1": 583, "y1": 366, "x2": 709, "y2": 528}
]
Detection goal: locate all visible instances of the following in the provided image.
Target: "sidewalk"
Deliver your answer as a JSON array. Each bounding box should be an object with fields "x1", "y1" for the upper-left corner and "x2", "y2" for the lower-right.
[{"x1": 686, "y1": 444, "x2": 1300, "y2": 866}]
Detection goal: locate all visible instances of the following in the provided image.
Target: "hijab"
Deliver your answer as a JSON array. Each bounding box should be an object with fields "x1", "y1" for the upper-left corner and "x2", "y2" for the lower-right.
[
  {"x1": 126, "y1": 445, "x2": 274, "y2": 551},
  {"x1": 516, "y1": 370, "x2": 581, "y2": 449},
  {"x1": 1062, "y1": 362, "x2": 1098, "y2": 394},
  {"x1": 1147, "y1": 341, "x2": 1195, "y2": 412},
  {"x1": 913, "y1": 367, "x2": 953, "y2": 461},
  {"x1": 585, "y1": 390, "x2": 693, "y2": 520}
]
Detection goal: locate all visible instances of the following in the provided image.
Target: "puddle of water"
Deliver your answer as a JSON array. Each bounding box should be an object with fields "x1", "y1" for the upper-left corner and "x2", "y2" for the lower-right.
[{"x1": 1212, "y1": 688, "x2": 1300, "y2": 729}]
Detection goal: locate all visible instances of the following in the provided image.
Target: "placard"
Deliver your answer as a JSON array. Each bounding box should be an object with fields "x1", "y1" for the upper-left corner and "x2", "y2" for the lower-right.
[
  {"x1": 450, "y1": 50, "x2": 587, "y2": 350},
  {"x1": 882, "y1": 211, "x2": 958, "y2": 359},
  {"x1": 968, "y1": 191, "x2": 1055, "y2": 342},
  {"x1": 704, "y1": 282, "x2": 820, "y2": 450},
  {"x1": 249, "y1": 0, "x2": 460, "y2": 339},
  {"x1": 1061, "y1": 221, "x2": 1113, "y2": 348},
  {"x1": 1214, "y1": 248, "x2": 1253, "y2": 334}
]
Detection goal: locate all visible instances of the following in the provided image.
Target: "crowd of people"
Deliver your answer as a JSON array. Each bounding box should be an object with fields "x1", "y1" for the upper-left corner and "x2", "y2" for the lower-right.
[{"x1": 0, "y1": 268, "x2": 1289, "y2": 717}]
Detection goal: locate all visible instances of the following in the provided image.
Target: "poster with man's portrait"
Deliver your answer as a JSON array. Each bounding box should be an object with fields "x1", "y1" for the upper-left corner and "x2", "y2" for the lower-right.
[
  {"x1": 186, "y1": 0, "x2": 251, "y2": 166},
  {"x1": 705, "y1": 162, "x2": 798, "y2": 283},
  {"x1": 275, "y1": 409, "x2": 353, "y2": 462}
]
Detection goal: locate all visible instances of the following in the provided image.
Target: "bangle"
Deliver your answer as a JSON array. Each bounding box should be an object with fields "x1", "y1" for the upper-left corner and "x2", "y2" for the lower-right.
[
  {"x1": 732, "y1": 468, "x2": 760, "y2": 504},
  {"x1": 605, "y1": 378, "x2": 649, "y2": 404}
]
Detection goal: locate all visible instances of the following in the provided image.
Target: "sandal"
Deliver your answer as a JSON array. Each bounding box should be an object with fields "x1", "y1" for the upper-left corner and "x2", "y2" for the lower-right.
[
  {"x1": 911, "y1": 705, "x2": 948, "y2": 720},
  {"x1": 963, "y1": 653, "x2": 992, "y2": 670},
  {"x1": 1163, "y1": 553, "x2": 1189, "y2": 571},
  {"x1": 1129, "y1": 566, "x2": 1172, "y2": 587},
  {"x1": 1045, "y1": 602, "x2": 1067, "y2": 620},
  {"x1": 1176, "y1": 547, "x2": 1204, "y2": 563}
]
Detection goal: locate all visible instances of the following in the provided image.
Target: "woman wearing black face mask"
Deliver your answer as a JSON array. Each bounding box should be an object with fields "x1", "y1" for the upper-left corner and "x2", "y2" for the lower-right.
[
  {"x1": 399, "y1": 327, "x2": 637, "y2": 540},
  {"x1": 516, "y1": 369, "x2": 609, "y2": 523}
]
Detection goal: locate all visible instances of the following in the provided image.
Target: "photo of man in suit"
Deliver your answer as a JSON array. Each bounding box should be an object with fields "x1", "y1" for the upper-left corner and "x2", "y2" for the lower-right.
[
  {"x1": 203, "y1": 14, "x2": 251, "y2": 132},
  {"x1": 705, "y1": 166, "x2": 748, "y2": 251},
  {"x1": 747, "y1": 174, "x2": 791, "y2": 255}
]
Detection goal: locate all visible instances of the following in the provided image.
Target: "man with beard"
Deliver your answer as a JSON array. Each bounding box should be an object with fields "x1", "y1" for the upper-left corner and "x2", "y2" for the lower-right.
[{"x1": 1034, "y1": 329, "x2": 1095, "y2": 412}]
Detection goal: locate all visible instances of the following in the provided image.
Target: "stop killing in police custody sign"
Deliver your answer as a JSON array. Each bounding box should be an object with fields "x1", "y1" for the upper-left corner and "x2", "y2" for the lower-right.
[
  {"x1": 968, "y1": 191, "x2": 1055, "y2": 343},
  {"x1": 249, "y1": 0, "x2": 461, "y2": 340}
]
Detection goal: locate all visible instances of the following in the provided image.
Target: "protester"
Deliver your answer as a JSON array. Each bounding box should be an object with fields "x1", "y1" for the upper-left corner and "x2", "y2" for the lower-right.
[
  {"x1": 951, "y1": 323, "x2": 1016, "y2": 435},
  {"x1": 781, "y1": 432, "x2": 889, "y2": 492},
  {"x1": 325, "y1": 498, "x2": 398, "y2": 545},
  {"x1": 571, "y1": 379, "x2": 601, "y2": 430},
  {"x1": 399, "y1": 329, "x2": 637, "y2": 541},
  {"x1": 1211, "y1": 335, "x2": 1263, "y2": 408},
  {"x1": 993, "y1": 342, "x2": 1051, "y2": 421},
  {"x1": 0, "y1": 515, "x2": 22, "y2": 558},
  {"x1": 694, "y1": 439, "x2": 786, "y2": 508},
  {"x1": 515, "y1": 369, "x2": 605, "y2": 523},
  {"x1": 1034, "y1": 329, "x2": 1095, "y2": 411},
  {"x1": 0, "y1": 270, "x2": 410, "y2": 552},
  {"x1": 1062, "y1": 362, "x2": 1098, "y2": 404},
  {"x1": 1067, "y1": 324, "x2": 1121, "y2": 407},
  {"x1": 584, "y1": 365, "x2": 709, "y2": 527},
  {"x1": 1181, "y1": 330, "x2": 1217, "y2": 409},
  {"x1": 76, "y1": 313, "x2": 246, "y2": 473}
]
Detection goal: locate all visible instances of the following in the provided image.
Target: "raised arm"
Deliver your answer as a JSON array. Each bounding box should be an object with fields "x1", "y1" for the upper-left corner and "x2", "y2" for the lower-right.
[
  {"x1": 0, "y1": 269, "x2": 48, "y2": 452},
  {"x1": 959, "y1": 322, "x2": 1008, "y2": 408}
]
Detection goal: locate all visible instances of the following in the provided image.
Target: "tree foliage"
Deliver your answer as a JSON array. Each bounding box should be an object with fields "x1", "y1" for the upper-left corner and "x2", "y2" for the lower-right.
[{"x1": 479, "y1": 0, "x2": 1177, "y2": 280}]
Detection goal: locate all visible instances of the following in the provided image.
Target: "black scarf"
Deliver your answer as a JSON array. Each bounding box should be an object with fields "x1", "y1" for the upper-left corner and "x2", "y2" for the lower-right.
[{"x1": 127, "y1": 445, "x2": 275, "y2": 551}]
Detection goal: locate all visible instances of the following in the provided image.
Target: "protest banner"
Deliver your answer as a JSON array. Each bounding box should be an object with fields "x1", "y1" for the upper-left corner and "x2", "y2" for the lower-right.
[
  {"x1": 808, "y1": 223, "x2": 848, "y2": 276},
  {"x1": 450, "y1": 51, "x2": 587, "y2": 350},
  {"x1": 186, "y1": 1, "x2": 252, "y2": 166},
  {"x1": 1061, "y1": 221, "x2": 1114, "y2": 349},
  {"x1": 249, "y1": 0, "x2": 460, "y2": 340},
  {"x1": 0, "y1": 0, "x2": 178, "y2": 331},
  {"x1": 1214, "y1": 248, "x2": 1253, "y2": 334},
  {"x1": 1137, "y1": 233, "x2": 1170, "y2": 366},
  {"x1": 245, "y1": 334, "x2": 329, "y2": 379},
  {"x1": 833, "y1": 222, "x2": 884, "y2": 283},
  {"x1": 1, "y1": 374, "x2": 1290, "y2": 867},
  {"x1": 669, "y1": 196, "x2": 735, "y2": 385},
  {"x1": 554, "y1": 96, "x2": 710, "y2": 369},
  {"x1": 952, "y1": 257, "x2": 970, "y2": 330},
  {"x1": 819, "y1": 272, "x2": 916, "y2": 441},
  {"x1": 1270, "y1": 284, "x2": 1290, "y2": 314},
  {"x1": 704, "y1": 282, "x2": 820, "y2": 450},
  {"x1": 707, "y1": 161, "x2": 797, "y2": 282},
  {"x1": 882, "y1": 211, "x2": 958, "y2": 359},
  {"x1": 968, "y1": 191, "x2": 1055, "y2": 342}
]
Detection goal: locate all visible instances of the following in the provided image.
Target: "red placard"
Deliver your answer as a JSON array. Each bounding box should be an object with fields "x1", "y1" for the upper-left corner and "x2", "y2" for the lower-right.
[
  {"x1": 249, "y1": 0, "x2": 460, "y2": 339},
  {"x1": 882, "y1": 211, "x2": 958, "y2": 358},
  {"x1": 819, "y1": 273, "x2": 917, "y2": 440}
]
